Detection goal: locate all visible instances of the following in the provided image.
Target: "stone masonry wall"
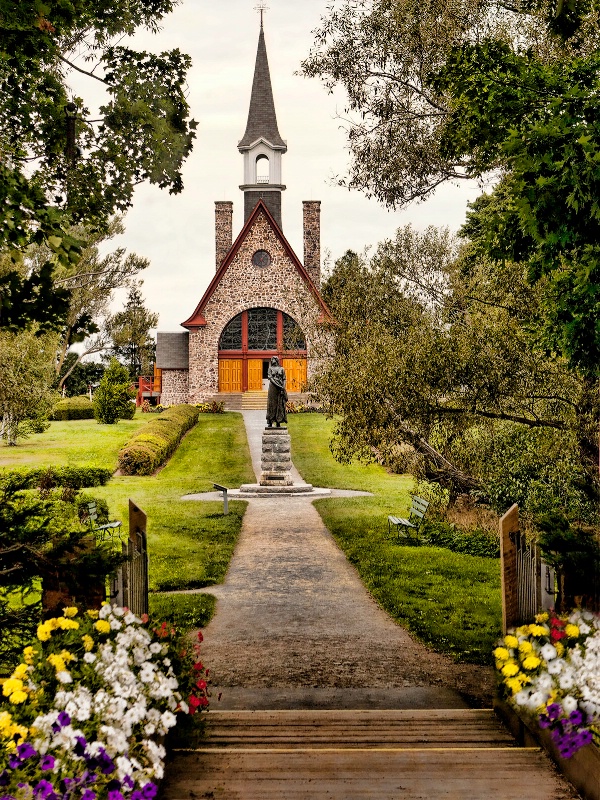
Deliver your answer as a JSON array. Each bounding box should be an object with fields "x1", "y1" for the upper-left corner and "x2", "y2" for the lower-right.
[
  {"x1": 160, "y1": 369, "x2": 190, "y2": 406},
  {"x1": 215, "y1": 201, "x2": 233, "y2": 271},
  {"x1": 302, "y1": 201, "x2": 321, "y2": 289},
  {"x1": 187, "y1": 208, "x2": 324, "y2": 402}
]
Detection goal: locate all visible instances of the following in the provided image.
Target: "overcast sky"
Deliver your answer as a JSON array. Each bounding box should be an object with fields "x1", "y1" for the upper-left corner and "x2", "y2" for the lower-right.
[{"x1": 71, "y1": 0, "x2": 482, "y2": 331}]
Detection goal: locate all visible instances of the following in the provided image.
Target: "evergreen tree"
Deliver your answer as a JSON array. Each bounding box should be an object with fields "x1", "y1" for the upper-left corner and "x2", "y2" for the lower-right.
[
  {"x1": 93, "y1": 358, "x2": 135, "y2": 424},
  {"x1": 108, "y1": 283, "x2": 159, "y2": 379}
]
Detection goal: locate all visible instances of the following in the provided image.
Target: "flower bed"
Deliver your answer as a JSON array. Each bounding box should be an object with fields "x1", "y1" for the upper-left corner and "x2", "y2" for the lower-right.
[
  {"x1": 495, "y1": 609, "x2": 600, "y2": 758},
  {"x1": 0, "y1": 604, "x2": 208, "y2": 800}
]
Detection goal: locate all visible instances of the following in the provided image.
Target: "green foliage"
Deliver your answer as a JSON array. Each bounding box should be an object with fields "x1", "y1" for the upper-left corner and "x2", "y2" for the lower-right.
[
  {"x1": 148, "y1": 592, "x2": 216, "y2": 631},
  {"x1": 93, "y1": 358, "x2": 135, "y2": 424},
  {"x1": 0, "y1": 0, "x2": 195, "y2": 333},
  {"x1": 118, "y1": 405, "x2": 200, "y2": 475},
  {"x1": 194, "y1": 401, "x2": 225, "y2": 414},
  {"x1": 108, "y1": 283, "x2": 158, "y2": 379},
  {"x1": 56, "y1": 355, "x2": 104, "y2": 397},
  {"x1": 421, "y1": 519, "x2": 500, "y2": 559},
  {"x1": 0, "y1": 466, "x2": 112, "y2": 492},
  {"x1": 51, "y1": 396, "x2": 95, "y2": 421}
]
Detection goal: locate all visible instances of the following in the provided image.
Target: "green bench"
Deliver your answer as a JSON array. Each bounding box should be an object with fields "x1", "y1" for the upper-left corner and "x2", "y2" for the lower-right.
[
  {"x1": 388, "y1": 495, "x2": 430, "y2": 543},
  {"x1": 86, "y1": 501, "x2": 122, "y2": 540}
]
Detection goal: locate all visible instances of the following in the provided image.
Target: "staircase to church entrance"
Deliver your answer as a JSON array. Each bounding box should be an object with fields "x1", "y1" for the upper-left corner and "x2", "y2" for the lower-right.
[{"x1": 211, "y1": 392, "x2": 309, "y2": 411}]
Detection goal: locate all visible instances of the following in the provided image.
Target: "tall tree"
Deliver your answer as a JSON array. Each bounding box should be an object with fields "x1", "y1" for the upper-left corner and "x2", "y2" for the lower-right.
[
  {"x1": 0, "y1": 0, "x2": 196, "y2": 331},
  {"x1": 108, "y1": 283, "x2": 158, "y2": 378},
  {"x1": 301, "y1": 0, "x2": 599, "y2": 209},
  {"x1": 314, "y1": 226, "x2": 597, "y2": 512}
]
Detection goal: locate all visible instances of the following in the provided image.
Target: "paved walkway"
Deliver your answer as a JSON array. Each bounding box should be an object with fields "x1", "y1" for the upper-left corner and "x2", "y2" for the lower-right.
[{"x1": 190, "y1": 412, "x2": 490, "y2": 707}]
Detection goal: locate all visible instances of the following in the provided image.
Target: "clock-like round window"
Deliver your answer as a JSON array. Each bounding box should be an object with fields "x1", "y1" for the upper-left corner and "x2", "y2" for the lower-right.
[{"x1": 252, "y1": 249, "x2": 272, "y2": 268}]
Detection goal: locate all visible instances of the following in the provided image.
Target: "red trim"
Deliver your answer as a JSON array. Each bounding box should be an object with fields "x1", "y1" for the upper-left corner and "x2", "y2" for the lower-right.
[{"x1": 181, "y1": 200, "x2": 332, "y2": 329}]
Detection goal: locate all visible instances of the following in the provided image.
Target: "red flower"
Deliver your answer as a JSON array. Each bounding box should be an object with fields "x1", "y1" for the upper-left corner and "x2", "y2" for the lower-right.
[
  {"x1": 193, "y1": 662, "x2": 204, "y2": 671},
  {"x1": 140, "y1": 614, "x2": 149, "y2": 624},
  {"x1": 197, "y1": 631, "x2": 204, "y2": 643},
  {"x1": 196, "y1": 680, "x2": 207, "y2": 691},
  {"x1": 550, "y1": 628, "x2": 567, "y2": 641}
]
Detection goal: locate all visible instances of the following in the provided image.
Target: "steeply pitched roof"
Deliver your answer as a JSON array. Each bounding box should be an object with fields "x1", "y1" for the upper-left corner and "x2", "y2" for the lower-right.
[
  {"x1": 181, "y1": 200, "x2": 330, "y2": 329},
  {"x1": 156, "y1": 332, "x2": 189, "y2": 369},
  {"x1": 238, "y1": 26, "x2": 286, "y2": 150}
]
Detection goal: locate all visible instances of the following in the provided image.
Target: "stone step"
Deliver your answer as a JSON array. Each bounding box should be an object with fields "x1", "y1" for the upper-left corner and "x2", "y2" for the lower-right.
[{"x1": 162, "y1": 709, "x2": 579, "y2": 800}]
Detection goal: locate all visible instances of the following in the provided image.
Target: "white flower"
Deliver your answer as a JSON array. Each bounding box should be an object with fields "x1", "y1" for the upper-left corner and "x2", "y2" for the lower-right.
[
  {"x1": 548, "y1": 659, "x2": 564, "y2": 675},
  {"x1": 562, "y1": 695, "x2": 578, "y2": 713},
  {"x1": 579, "y1": 623, "x2": 592, "y2": 635},
  {"x1": 113, "y1": 607, "x2": 125, "y2": 617},
  {"x1": 99, "y1": 604, "x2": 112, "y2": 619},
  {"x1": 56, "y1": 671, "x2": 72, "y2": 684},
  {"x1": 161, "y1": 711, "x2": 177, "y2": 730},
  {"x1": 514, "y1": 690, "x2": 531, "y2": 706},
  {"x1": 536, "y1": 674, "x2": 554, "y2": 692},
  {"x1": 540, "y1": 643, "x2": 557, "y2": 661},
  {"x1": 83, "y1": 652, "x2": 96, "y2": 664},
  {"x1": 110, "y1": 619, "x2": 123, "y2": 631},
  {"x1": 150, "y1": 642, "x2": 162, "y2": 654},
  {"x1": 527, "y1": 691, "x2": 546, "y2": 710},
  {"x1": 559, "y1": 672, "x2": 575, "y2": 690}
]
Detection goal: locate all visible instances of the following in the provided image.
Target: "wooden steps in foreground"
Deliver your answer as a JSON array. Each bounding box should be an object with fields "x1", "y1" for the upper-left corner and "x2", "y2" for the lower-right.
[{"x1": 161, "y1": 709, "x2": 580, "y2": 800}]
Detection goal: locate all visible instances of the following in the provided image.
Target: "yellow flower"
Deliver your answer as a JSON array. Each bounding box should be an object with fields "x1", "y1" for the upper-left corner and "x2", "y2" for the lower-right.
[
  {"x1": 535, "y1": 612, "x2": 549, "y2": 623},
  {"x1": 0, "y1": 711, "x2": 13, "y2": 735},
  {"x1": 60, "y1": 650, "x2": 75, "y2": 663},
  {"x1": 565, "y1": 624, "x2": 580, "y2": 638},
  {"x1": 12, "y1": 663, "x2": 29, "y2": 680},
  {"x1": 94, "y1": 620, "x2": 111, "y2": 635},
  {"x1": 493, "y1": 647, "x2": 510, "y2": 661},
  {"x1": 505, "y1": 676, "x2": 526, "y2": 695},
  {"x1": 555, "y1": 641, "x2": 565, "y2": 656},
  {"x1": 504, "y1": 635, "x2": 519, "y2": 648},
  {"x1": 2, "y1": 678, "x2": 24, "y2": 697},
  {"x1": 37, "y1": 624, "x2": 52, "y2": 642},
  {"x1": 522, "y1": 655, "x2": 541, "y2": 671},
  {"x1": 62, "y1": 606, "x2": 79, "y2": 618},
  {"x1": 55, "y1": 617, "x2": 79, "y2": 631},
  {"x1": 9, "y1": 690, "x2": 28, "y2": 704},
  {"x1": 518, "y1": 641, "x2": 533, "y2": 654},
  {"x1": 528, "y1": 624, "x2": 548, "y2": 637},
  {"x1": 47, "y1": 654, "x2": 66, "y2": 673},
  {"x1": 23, "y1": 646, "x2": 35, "y2": 665},
  {"x1": 516, "y1": 625, "x2": 530, "y2": 636},
  {"x1": 502, "y1": 662, "x2": 519, "y2": 677},
  {"x1": 86, "y1": 609, "x2": 99, "y2": 619},
  {"x1": 82, "y1": 635, "x2": 94, "y2": 652}
]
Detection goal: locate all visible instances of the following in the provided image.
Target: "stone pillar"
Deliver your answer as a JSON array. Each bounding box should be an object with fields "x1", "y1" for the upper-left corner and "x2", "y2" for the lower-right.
[
  {"x1": 260, "y1": 428, "x2": 293, "y2": 486},
  {"x1": 303, "y1": 200, "x2": 321, "y2": 288},
  {"x1": 215, "y1": 201, "x2": 233, "y2": 270}
]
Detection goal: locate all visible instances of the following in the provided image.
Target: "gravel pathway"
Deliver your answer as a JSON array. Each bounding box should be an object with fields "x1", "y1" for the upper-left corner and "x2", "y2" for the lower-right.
[{"x1": 196, "y1": 412, "x2": 494, "y2": 708}]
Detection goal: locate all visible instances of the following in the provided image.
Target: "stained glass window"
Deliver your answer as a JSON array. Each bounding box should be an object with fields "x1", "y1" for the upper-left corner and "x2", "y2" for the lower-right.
[
  {"x1": 247, "y1": 307, "x2": 277, "y2": 350},
  {"x1": 283, "y1": 313, "x2": 305, "y2": 350},
  {"x1": 219, "y1": 313, "x2": 242, "y2": 350}
]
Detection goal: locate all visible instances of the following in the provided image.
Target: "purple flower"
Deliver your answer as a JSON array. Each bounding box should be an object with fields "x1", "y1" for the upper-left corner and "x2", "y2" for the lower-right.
[
  {"x1": 141, "y1": 783, "x2": 157, "y2": 800},
  {"x1": 107, "y1": 792, "x2": 124, "y2": 800},
  {"x1": 73, "y1": 737, "x2": 87, "y2": 758},
  {"x1": 131, "y1": 793, "x2": 144, "y2": 800},
  {"x1": 81, "y1": 792, "x2": 96, "y2": 800},
  {"x1": 17, "y1": 743, "x2": 37, "y2": 761},
  {"x1": 57, "y1": 712, "x2": 70, "y2": 728},
  {"x1": 7, "y1": 757, "x2": 20, "y2": 771},
  {"x1": 0, "y1": 772, "x2": 9, "y2": 787},
  {"x1": 122, "y1": 776, "x2": 134, "y2": 790},
  {"x1": 106, "y1": 780, "x2": 121, "y2": 792},
  {"x1": 569, "y1": 709, "x2": 584, "y2": 727},
  {"x1": 546, "y1": 703, "x2": 561, "y2": 721},
  {"x1": 40, "y1": 756, "x2": 55, "y2": 772},
  {"x1": 0, "y1": 795, "x2": 17, "y2": 800},
  {"x1": 34, "y1": 780, "x2": 55, "y2": 799},
  {"x1": 538, "y1": 714, "x2": 550, "y2": 729},
  {"x1": 96, "y1": 749, "x2": 115, "y2": 776}
]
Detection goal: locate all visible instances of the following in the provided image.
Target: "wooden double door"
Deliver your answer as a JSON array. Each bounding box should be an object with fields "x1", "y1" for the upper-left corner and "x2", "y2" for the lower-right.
[{"x1": 219, "y1": 357, "x2": 307, "y2": 393}]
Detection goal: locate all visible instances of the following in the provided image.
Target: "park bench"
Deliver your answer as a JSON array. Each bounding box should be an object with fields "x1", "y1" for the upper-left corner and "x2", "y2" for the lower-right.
[
  {"x1": 86, "y1": 501, "x2": 122, "y2": 540},
  {"x1": 388, "y1": 496, "x2": 430, "y2": 543}
]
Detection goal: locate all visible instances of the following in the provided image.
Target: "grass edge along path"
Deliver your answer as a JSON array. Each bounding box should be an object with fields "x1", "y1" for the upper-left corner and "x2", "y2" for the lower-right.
[
  {"x1": 94, "y1": 412, "x2": 255, "y2": 631},
  {"x1": 287, "y1": 414, "x2": 501, "y2": 664}
]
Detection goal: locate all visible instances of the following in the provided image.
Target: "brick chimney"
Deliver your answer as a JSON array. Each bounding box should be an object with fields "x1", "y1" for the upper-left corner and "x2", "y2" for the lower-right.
[
  {"x1": 215, "y1": 201, "x2": 233, "y2": 270},
  {"x1": 303, "y1": 201, "x2": 321, "y2": 288}
]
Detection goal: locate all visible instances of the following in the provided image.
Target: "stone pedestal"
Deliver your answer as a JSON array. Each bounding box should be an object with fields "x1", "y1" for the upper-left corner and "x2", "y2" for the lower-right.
[{"x1": 260, "y1": 427, "x2": 293, "y2": 486}]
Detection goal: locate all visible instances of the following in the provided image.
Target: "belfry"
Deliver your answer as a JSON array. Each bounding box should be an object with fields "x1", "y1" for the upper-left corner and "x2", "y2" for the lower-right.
[{"x1": 156, "y1": 19, "x2": 329, "y2": 406}]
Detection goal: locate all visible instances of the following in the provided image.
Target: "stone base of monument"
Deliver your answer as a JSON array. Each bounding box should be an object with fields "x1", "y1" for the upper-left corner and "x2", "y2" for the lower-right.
[{"x1": 238, "y1": 426, "x2": 315, "y2": 495}]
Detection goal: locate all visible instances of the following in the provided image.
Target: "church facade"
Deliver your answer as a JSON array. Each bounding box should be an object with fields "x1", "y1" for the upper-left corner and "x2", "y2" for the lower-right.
[{"x1": 156, "y1": 23, "x2": 329, "y2": 405}]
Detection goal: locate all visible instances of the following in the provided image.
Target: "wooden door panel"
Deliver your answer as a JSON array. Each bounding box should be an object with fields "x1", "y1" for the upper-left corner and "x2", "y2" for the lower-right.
[
  {"x1": 219, "y1": 359, "x2": 242, "y2": 392},
  {"x1": 282, "y1": 358, "x2": 307, "y2": 392},
  {"x1": 247, "y1": 359, "x2": 263, "y2": 391}
]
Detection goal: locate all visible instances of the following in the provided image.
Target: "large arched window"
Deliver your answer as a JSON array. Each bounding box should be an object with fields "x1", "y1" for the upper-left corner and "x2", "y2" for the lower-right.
[{"x1": 219, "y1": 308, "x2": 306, "y2": 351}]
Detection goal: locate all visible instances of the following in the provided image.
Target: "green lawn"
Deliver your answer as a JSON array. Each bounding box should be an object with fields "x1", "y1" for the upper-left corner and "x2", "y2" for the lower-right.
[
  {"x1": 287, "y1": 414, "x2": 502, "y2": 663},
  {"x1": 0, "y1": 415, "x2": 149, "y2": 468},
  {"x1": 1, "y1": 413, "x2": 255, "y2": 633}
]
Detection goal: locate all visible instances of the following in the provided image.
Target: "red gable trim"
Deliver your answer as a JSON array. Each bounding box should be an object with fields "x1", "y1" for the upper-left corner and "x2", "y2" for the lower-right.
[{"x1": 181, "y1": 199, "x2": 331, "y2": 329}]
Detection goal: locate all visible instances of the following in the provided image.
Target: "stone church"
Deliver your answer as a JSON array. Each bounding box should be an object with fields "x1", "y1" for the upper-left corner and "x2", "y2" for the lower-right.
[{"x1": 156, "y1": 22, "x2": 330, "y2": 406}]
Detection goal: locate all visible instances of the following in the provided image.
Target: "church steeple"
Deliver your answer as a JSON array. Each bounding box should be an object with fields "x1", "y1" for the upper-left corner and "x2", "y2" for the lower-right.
[{"x1": 238, "y1": 21, "x2": 287, "y2": 228}]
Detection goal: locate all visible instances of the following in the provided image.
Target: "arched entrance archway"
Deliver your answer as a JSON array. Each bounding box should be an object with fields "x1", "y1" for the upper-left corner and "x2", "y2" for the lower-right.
[{"x1": 218, "y1": 308, "x2": 307, "y2": 392}]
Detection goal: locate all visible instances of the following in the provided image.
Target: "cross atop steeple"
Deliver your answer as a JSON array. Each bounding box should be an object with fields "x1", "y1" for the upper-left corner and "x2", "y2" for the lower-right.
[{"x1": 254, "y1": 2, "x2": 269, "y2": 28}]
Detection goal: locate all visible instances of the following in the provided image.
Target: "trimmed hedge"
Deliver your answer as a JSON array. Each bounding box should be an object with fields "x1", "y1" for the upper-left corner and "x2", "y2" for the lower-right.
[
  {"x1": 118, "y1": 405, "x2": 200, "y2": 475},
  {"x1": 0, "y1": 466, "x2": 113, "y2": 492},
  {"x1": 50, "y1": 396, "x2": 95, "y2": 421}
]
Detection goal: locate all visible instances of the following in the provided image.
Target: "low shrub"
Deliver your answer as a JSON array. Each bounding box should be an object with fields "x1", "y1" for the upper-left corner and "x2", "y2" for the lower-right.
[
  {"x1": 286, "y1": 401, "x2": 323, "y2": 414},
  {"x1": 421, "y1": 518, "x2": 500, "y2": 558},
  {"x1": 118, "y1": 404, "x2": 200, "y2": 475},
  {"x1": 0, "y1": 466, "x2": 113, "y2": 492},
  {"x1": 50, "y1": 395, "x2": 95, "y2": 421},
  {"x1": 194, "y1": 401, "x2": 225, "y2": 413}
]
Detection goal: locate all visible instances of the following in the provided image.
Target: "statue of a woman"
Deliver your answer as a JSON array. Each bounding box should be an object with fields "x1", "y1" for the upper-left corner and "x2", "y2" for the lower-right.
[{"x1": 266, "y1": 356, "x2": 287, "y2": 428}]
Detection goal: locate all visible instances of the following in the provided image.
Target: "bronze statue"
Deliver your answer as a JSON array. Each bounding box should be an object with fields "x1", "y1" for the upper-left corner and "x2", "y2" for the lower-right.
[{"x1": 266, "y1": 356, "x2": 287, "y2": 428}]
